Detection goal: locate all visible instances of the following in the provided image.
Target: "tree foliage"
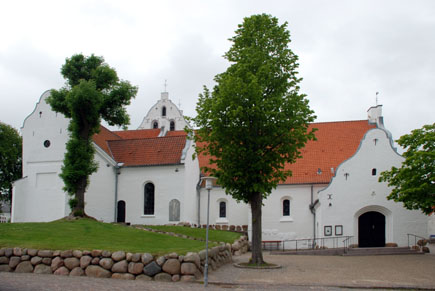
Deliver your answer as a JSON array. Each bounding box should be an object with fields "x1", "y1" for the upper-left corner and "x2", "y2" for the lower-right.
[
  {"x1": 379, "y1": 123, "x2": 435, "y2": 215},
  {"x1": 0, "y1": 122, "x2": 22, "y2": 210},
  {"x1": 48, "y1": 54, "x2": 137, "y2": 217},
  {"x1": 190, "y1": 14, "x2": 316, "y2": 264}
]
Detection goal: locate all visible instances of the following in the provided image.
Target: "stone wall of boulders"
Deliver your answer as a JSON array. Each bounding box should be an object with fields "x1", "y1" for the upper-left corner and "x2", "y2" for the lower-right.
[{"x1": 0, "y1": 236, "x2": 249, "y2": 282}]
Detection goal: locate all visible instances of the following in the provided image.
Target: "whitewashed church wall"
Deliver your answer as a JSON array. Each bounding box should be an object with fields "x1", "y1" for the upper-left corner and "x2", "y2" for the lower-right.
[
  {"x1": 182, "y1": 141, "x2": 201, "y2": 224},
  {"x1": 85, "y1": 153, "x2": 117, "y2": 222},
  {"x1": 318, "y1": 128, "x2": 428, "y2": 247},
  {"x1": 198, "y1": 187, "x2": 250, "y2": 227},
  {"x1": 259, "y1": 184, "x2": 326, "y2": 242},
  {"x1": 116, "y1": 165, "x2": 186, "y2": 225}
]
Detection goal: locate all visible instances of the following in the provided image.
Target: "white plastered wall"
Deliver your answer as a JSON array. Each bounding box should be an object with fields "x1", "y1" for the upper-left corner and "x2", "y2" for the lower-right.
[{"x1": 317, "y1": 128, "x2": 428, "y2": 246}]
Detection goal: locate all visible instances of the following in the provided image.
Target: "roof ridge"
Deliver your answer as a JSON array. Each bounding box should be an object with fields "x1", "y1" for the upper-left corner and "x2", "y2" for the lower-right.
[
  {"x1": 107, "y1": 135, "x2": 186, "y2": 143},
  {"x1": 311, "y1": 119, "x2": 370, "y2": 125}
]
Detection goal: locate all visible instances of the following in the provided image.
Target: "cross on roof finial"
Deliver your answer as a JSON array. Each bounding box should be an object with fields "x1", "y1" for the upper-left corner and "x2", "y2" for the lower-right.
[{"x1": 164, "y1": 79, "x2": 168, "y2": 92}]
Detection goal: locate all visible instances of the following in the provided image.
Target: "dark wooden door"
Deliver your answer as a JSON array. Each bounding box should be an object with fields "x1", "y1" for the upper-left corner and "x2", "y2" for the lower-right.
[
  {"x1": 117, "y1": 200, "x2": 126, "y2": 223},
  {"x1": 358, "y1": 211, "x2": 385, "y2": 247}
]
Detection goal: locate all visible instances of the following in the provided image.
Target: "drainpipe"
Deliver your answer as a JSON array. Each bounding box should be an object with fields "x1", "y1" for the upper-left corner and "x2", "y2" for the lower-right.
[
  {"x1": 309, "y1": 185, "x2": 319, "y2": 247},
  {"x1": 114, "y1": 162, "x2": 124, "y2": 222},
  {"x1": 196, "y1": 173, "x2": 204, "y2": 227}
]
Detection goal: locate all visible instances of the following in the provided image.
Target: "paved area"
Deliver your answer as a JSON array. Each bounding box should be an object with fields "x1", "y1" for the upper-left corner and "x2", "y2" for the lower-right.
[{"x1": 1, "y1": 251, "x2": 434, "y2": 290}]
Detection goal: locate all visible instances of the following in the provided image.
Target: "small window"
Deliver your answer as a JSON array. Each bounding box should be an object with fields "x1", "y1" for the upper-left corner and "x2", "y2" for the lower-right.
[
  {"x1": 162, "y1": 106, "x2": 166, "y2": 117},
  {"x1": 152, "y1": 121, "x2": 158, "y2": 129},
  {"x1": 372, "y1": 168, "x2": 377, "y2": 176},
  {"x1": 144, "y1": 183, "x2": 155, "y2": 215},
  {"x1": 170, "y1": 121, "x2": 175, "y2": 131},
  {"x1": 43, "y1": 140, "x2": 51, "y2": 148},
  {"x1": 219, "y1": 201, "x2": 226, "y2": 218},
  {"x1": 283, "y1": 199, "x2": 290, "y2": 216}
]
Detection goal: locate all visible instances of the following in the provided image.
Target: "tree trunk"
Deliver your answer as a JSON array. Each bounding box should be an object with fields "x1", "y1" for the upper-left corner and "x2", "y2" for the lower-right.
[
  {"x1": 73, "y1": 176, "x2": 87, "y2": 217},
  {"x1": 249, "y1": 191, "x2": 264, "y2": 265}
]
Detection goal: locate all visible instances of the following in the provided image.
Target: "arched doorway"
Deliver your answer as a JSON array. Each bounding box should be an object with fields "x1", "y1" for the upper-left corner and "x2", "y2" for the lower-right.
[
  {"x1": 117, "y1": 200, "x2": 126, "y2": 223},
  {"x1": 358, "y1": 211, "x2": 385, "y2": 247}
]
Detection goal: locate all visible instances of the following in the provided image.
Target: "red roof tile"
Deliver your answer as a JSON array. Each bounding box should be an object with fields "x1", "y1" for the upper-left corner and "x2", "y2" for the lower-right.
[
  {"x1": 93, "y1": 126, "x2": 122, "y2": 158},
  {"x1": 108, "y1": 136, "x2": 186, "y2": 166},
  {"x1": 114, "y1": 129, "x2": 161, "y2": 139},
  {"x1": 165, "y1": 130, "x2": 188, "y2": 137},
  {"x1": 197, "y1": 120, "x2": 376, "y2": 185}
]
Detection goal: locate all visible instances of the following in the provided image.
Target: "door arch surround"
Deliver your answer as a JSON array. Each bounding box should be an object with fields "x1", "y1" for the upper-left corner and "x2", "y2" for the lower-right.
[{"x1": 354, "y1": 205, "x2": 392, "y2": 247}]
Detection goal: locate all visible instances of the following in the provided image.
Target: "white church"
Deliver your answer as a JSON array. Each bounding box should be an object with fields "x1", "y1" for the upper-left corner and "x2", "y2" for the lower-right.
[{"x1": 12, "y1": 90, "x2": 432, "y2": 248}]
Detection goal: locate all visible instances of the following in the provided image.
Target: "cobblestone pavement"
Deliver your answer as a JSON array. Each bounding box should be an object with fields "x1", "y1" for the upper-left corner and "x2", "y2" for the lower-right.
[{"x1": 1, "y1": 252, "x2": 434, "y2": 290}]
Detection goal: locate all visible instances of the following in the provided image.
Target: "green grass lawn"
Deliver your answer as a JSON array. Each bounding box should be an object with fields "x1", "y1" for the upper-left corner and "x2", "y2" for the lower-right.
[
  {"x1": 144, "y1": 225, "x2": 242, "y2": 243},
  {"x1": 0, "y1": 218, "x2": 214, "y2": 255}
]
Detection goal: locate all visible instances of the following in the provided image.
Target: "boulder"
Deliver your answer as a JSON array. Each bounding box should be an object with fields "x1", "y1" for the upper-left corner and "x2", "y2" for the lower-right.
[
  {"x1": 181, "y1": 262, "x2": 197, "y2": 275},
  {"x1": 423, "y1": 246, "x2": 430, "y2": 253},
  {"x1": 112, "y1": 251, "x2": 126, "y2": 262},
  {"x1": 38, "y1": 250, "x2": 53, "y2": 258},
  {"x1": 91, "y1": 250, "x2": 102, "y2": 257},
  {"x1": 15, "y1": 261, "x2": 34, "y2": 273},
  {"x1": 101, "y1": 250, "x2": 111, "y2": 258},
  {"x1": 141, "y1": 253, "x2": 153, "y2": 265},
  {"x1": 136, "y1": 274, "x2": 152, "y2": 281},
  {"x1": 112, "y1": 273, "x2": 135, "y2": 280},
  {"x1": 172, "y1": 274, "x2": 180, "y2": 282},
  {"x1": 42, "y1": 258, "x2": 52, "y2": 265},
  {"x1": 131, "y1": 253, "x2": 141, "y2": 262},
  {"x1": 9, "y1": 256, "x2": 21, "y2": 268},
  {"x1": 27, "y1": 249, "x2": 38, "y2": 256},
  {"x1": 162, "y1": 259, "x2": 180, "y2": 275},
  {"x1": 54, "y1": 266, "x2": 69, "y2": 275},
  {"x1": 143, "y1": 261, "x2": 161, "y2": 276},
  {"x1": 80, "y1": 255, "x2": 92, "y2": 269},
  {"x1": 13, "y1": 248, "x2": 22, "y2": 256},
  {"x1": 154, "y1": 272, "x2": 172, "y2": 282},
  {"x1": 70, "y1": 267, "x2": 85, "y2": 276},
  {"x1": 126, "y1": 252, "x2": 133, "y2": 261},
  {"x1": 60, "y1": 250, "x2": 73, "y2": 258},
  {"x1": 0, "y1": 257, "x2": 9, "y2": 264},
  {"x1": 4, "y1": 248, "x2": 13, "y2": 257},
  {"x1": 166, "y1": 252, "x2": 178, "y2": 259},
  {"x1": 156, "y1": 256, "x2": 166, "y2": 266},
  {"x1": 20, "y1": 255, "x2": 30, "y2": 261},
  {"x1": 85, "y1": 265, "x2": 112, "y2": 278},
  {"x1": 111, "y1": 260, "x2": 128, "y2": 273},
  {"x1": 30, "y1": 256, "x2": 42, "y2": 265},
  {"x1": 99, "y1": 258, "x2": 114, "y2": 270},
  {"x1": 0, "y1": 265, "x2": 12, "y2": 272},
  {"x1": 34, "y1": 264, "x2": 52, "y2": 274},
  {"x1": 51, "y1": 257, "x2": 64, "y2": 271},
  {"x1": 53, "y1": 250, "x2": 61, "y2": 257},
  {"x1": 82, "y1": 250, "x2": 91, "y2": 256},
  {"x1": 183, "y1": 252, "x2": 200, "y2": 269},
  {"x1": 198, "y1": 250, "x2": 207, "y2": 261},
  {"x1": 128, "y1": 262, "x2": 144, "y2": 275},
  {"x1": 64, "y1": 257, "x2": 80, "y2": 270},
  {"x1": 73, "y1": 250, "x2": 83, "y2": 258},
  {"x1": 91, "y1": 257, "x2": 100, "y2": 265},
  {"x1": 0, "y1": 249, "x2": 4, "y2": 256}
]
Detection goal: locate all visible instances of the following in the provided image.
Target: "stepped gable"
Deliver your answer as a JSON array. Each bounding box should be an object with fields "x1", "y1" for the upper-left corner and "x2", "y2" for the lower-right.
[
  {"x1": 197, "y1": 120, "x2": 376, "y2": 185},
  {"x1": 108, "y1": 135, "x2": 186, "y2": 166}
]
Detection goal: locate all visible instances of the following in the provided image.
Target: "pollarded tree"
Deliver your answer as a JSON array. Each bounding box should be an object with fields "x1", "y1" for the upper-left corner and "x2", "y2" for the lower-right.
[
  {"x1": 48, "y1": 54, "x2": 137, "y2": 217},
  {"x1": 379, "y1": 123, "x2": 435, "y2": 215},
  {"x1": 191, "y1": 14, "x2": 316, "y2": 264},
  {"x1": 0, "y1": 122, "x2": 22, "y2": 210}
]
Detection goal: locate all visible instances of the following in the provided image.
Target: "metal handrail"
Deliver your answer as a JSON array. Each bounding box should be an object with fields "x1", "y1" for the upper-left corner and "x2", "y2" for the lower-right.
[
  {"x1": 407, "y1": 233, "x2": 427, "y2": 252},
  {"x1": 280, "y1": 235, "x2": 353, "y2": 252},
  {"x1": 343, "y1": 236, "x2": 353, "y2": 254}
]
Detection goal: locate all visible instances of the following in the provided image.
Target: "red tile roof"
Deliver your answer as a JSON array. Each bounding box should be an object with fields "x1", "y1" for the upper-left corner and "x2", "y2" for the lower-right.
[
  {"x1": 166, "y1": 130, "x2": 188, "y2": 137},
  {"x1": 114, "y1": 129, "x2": 160, "y2": 139},
  {"x1": 108, "y1": 136, "x2": 186, "y2": 166},
  {"x1": 92, "y1": 126, "x2": 186, "y2": 166},
  {"x1": 197, "y1": 120, "x2": 376, "y2": 185}
]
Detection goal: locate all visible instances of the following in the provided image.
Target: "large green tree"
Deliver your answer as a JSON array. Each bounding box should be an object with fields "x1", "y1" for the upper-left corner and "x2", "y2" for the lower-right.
[
  {"x1": 0, "y1": 122, "x2": 22, "y2": 211},
  {"x1": 379, "y1": 123, "x2": 435, "y2": 215},
  {"x1": 191, "y1": 14, "x2": 316, "y2": 264},
  {"x1": 48, "y1": 54, "x2": 137, "y2": 217}
]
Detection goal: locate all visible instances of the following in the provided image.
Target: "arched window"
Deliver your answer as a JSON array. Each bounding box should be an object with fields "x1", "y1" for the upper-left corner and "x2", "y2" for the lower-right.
[
  {"x1": 372, "y1": 168, "x2": 377, "y2": 176},
  {"x1": 170, "y1": 121, "x2": 175, "y2": 131},
  {"x1": 152, "y1": 121, "x2": 158, "y2": 129},
  {"x1": 144, "y1": 183, "x2": 155, "y2": 215},
  {"x1": 283, "y1": 199, "x2": 290, "y2": 216},
  {"x1": 219, "y1": 201, "x2": 226, "y2": 218},
  {"x1": 162, "y1": 106, "x2": 166, "y2": 117}
]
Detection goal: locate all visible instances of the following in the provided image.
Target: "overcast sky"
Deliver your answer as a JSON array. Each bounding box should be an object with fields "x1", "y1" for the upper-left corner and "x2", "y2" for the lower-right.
[{"x1": 1, "y1": 0, "x2": 434, "y2": 149}]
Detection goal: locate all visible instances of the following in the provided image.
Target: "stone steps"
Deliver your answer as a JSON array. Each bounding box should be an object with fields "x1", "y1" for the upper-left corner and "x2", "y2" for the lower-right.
[{"x1": 343, "y1": 247, "x2": 422, "y2": 256}]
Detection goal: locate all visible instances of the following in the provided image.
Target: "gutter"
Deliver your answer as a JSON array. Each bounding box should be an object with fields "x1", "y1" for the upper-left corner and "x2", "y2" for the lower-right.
[
  {"x1": 309, "y1": 185, "x2": 319, "y2": 246},
  {"x1": 114, "y1": 163, "x2": 124, "y2": 222},
  {"x1": 196, "y1": 173, "x2": 204, "y2": 226}
]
